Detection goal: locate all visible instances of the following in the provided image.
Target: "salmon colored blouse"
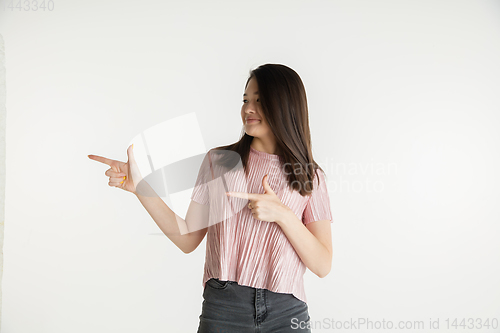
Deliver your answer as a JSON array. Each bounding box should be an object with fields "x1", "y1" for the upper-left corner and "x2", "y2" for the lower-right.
[{"x1": 190, "y1": 146, "x2": 333, "y2": 303}]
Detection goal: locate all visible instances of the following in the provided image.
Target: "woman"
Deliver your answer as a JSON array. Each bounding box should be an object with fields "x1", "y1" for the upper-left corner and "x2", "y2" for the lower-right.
[{"x1": 89, "y1": 63, "x2": 333, "y2": 332}]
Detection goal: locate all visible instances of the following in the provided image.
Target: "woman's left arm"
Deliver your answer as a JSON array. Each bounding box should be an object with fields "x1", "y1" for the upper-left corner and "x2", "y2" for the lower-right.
[
  {"x1": 276, "y1": 211, "x2": 332, "y2": 278},
  {"x1": 226, "y1": 174, "x2": 333, "y2": 278}
]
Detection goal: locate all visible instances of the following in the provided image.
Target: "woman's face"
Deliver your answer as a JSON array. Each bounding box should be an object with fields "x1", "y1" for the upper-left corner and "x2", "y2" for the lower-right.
[{"x1": 240, "y1": 77, "x2": 273, "y2": 140}]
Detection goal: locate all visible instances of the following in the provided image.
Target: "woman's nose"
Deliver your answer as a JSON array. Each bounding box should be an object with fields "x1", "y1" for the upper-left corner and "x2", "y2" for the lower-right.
[{"x1": 245, "y1": 102, "x2": 258, "y2": 112}]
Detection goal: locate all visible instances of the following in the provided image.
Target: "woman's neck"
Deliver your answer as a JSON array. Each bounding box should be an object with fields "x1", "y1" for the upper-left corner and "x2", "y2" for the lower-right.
[{"x1": 250, "y1": 139, "x2": 280, "y2": 155}]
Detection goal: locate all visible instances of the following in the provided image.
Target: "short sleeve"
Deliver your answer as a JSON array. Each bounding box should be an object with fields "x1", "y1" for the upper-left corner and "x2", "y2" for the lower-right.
[
  {"x1": 302, "y1": 169, "x2": 333, "y2": 225},
  {"x1": 190, "y1": 150, "x2": 213, "y2": 206}
]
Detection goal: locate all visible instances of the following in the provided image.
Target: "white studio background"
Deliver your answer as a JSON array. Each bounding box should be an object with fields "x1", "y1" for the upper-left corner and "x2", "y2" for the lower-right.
[{"x1": 1, "y1": 0, "x2": 500, "y2": 332}]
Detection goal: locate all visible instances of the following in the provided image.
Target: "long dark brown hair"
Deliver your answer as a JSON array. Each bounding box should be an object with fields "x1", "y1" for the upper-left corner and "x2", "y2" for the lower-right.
[{"x1": 211, "y1": 63, "x2": 326, "y2": 197}]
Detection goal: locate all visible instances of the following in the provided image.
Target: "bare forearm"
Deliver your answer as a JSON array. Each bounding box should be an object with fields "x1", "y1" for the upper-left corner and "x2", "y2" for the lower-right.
[
  {"x1": 134, "y1": 185, "x2": 198, "y2": 254},
  {"x1": 276, "y1": 211, "x2": 332, "y2": 278}
]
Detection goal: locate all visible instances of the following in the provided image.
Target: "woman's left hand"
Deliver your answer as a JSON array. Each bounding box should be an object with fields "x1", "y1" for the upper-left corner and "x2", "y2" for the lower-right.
[{"x1": 226, "y1": 174, "x2": 292, "y2": 224}]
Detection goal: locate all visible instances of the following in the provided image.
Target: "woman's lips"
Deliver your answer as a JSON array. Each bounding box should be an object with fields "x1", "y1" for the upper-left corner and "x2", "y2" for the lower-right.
[{"x1": 246, "y1": 119, "x2": 260, "y2": 124}]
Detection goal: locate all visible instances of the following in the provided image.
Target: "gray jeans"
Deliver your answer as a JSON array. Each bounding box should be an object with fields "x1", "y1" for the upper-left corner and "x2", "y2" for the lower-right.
[{"x1": 197, "y1": 278, "x2": 312, "y2": 333}]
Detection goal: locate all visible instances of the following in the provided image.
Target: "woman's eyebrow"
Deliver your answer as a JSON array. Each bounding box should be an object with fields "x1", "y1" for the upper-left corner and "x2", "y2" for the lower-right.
[{"x1": 243, "y1": 92, "x2": 259, "y2": 96}]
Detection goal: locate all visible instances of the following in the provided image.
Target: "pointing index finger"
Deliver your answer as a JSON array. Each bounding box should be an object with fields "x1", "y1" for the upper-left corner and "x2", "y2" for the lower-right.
[
  {"x1": 88, "y1": 154, "x2": 114, "y2": 166},
  {"x1": 226, "y1": 192, "x2": 258, "y2": 200}
]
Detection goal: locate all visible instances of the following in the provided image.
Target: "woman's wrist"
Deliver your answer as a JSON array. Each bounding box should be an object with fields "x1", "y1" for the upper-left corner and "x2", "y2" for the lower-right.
[{"x1": 276, "y1": 206, "x2": 299, "y2": 228}]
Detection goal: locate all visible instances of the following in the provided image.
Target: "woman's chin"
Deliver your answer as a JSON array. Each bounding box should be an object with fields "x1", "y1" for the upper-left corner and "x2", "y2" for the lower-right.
[{"x1": 245, "y1": 130, "x2": 259, "y2": 137}]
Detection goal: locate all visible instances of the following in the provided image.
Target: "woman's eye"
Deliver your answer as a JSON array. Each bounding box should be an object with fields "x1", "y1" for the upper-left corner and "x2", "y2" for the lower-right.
[{"x1": 242, "y1": 99, "x2": 259, "y2": 103}]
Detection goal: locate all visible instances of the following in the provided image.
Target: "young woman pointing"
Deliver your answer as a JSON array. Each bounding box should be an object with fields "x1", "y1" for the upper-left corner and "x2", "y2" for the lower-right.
[{"x1": 89, "y1": 63, "x2": 333, "y2": 333}]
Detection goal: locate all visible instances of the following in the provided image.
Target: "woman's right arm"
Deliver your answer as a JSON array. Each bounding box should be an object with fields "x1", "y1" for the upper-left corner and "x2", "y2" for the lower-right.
[
  {"x1": 135, "y1": 182, "x2": 209, "y2": 254},
  {"x1": 89, "y1": 145, "x2": 209, "y2": 254}
]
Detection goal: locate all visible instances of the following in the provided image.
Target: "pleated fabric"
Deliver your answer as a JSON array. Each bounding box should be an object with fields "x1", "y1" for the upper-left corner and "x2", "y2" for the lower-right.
[{"x1": 191, "y1": 146, "x2": 333, "y2": 304}]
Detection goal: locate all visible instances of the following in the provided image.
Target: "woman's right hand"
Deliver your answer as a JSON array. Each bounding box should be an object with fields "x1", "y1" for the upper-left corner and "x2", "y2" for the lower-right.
[{"x1": 88, "y1": 144, "x2": 143, "y2": 195}]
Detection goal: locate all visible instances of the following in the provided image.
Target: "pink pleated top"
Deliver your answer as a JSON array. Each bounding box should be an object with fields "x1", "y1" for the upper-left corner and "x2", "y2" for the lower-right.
[{"x1": 190, "y1": 146, "x2": 333, "y2": 304}]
